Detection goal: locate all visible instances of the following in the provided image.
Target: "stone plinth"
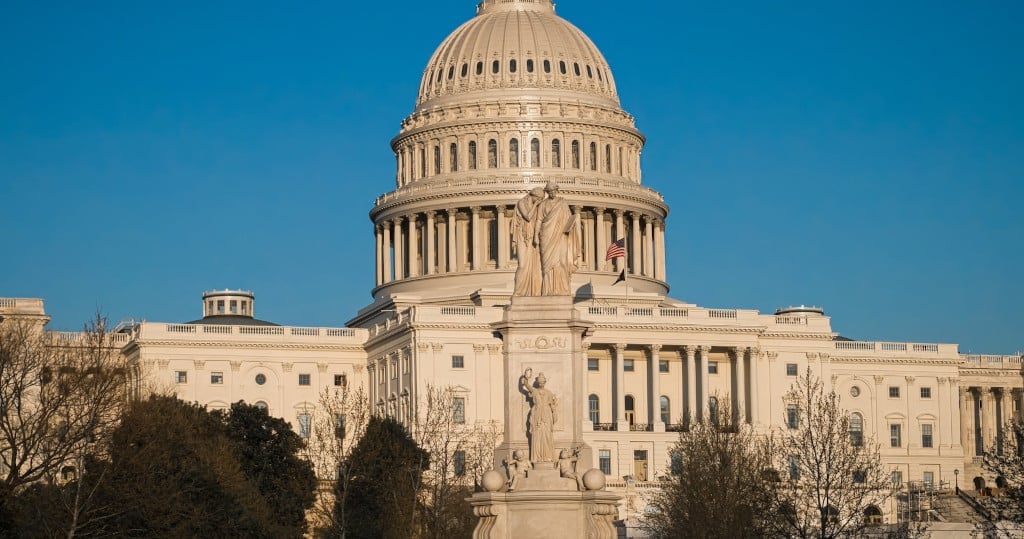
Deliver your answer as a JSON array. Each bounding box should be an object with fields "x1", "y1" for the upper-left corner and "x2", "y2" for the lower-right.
[{"x1": 470, "y1": 490, "x2": 620, "y2": 539}]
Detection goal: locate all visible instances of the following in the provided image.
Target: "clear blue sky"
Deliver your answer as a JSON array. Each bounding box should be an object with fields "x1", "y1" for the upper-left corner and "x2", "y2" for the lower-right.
[{"x1": 1, "y1": 1, "x2": 1021, "y2": 353}]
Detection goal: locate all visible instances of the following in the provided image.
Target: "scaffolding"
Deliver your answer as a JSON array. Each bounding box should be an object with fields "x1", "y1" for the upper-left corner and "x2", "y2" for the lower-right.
[{"x1": 895, "y1": 480, "x2": 949, "y2": 522}]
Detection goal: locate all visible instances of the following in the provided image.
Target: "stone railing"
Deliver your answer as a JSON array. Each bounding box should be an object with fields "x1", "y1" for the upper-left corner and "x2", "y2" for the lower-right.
[
  {"x1": 834, "y1": 341, "x2": 950, "y2": 353},
  {"x1": 960, "y1": 354, "x2": 1023, "y2": 369},
  {"x1": 48, "y1": 331, "x2": 131, "y2": 346},
  {"x1": 141, "y1": 323, "x2": 365, "y2": 343},
  {"x1": 0, "y1": 297, "x2": 46, "y2": 313},
  {"x1": 581, "y1": 305, "x2": 833, "y2": 333},
  {"x1": 374, "y1": 175, "x2": 665, "y2": 206}
]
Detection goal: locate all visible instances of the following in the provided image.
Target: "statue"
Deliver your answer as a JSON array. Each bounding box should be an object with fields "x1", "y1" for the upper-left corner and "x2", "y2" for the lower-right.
[
  {"x1": 558, "y1": 448, "x2": 585, "y2": 491},
  {"x1": 535, "y1": 181, "x2": 580, "y2": 296},
  {"x1": 505, "y1": 449, "x2": 531, "y2": 491},
  {"x1": 520, "y1": 368, "x2": 557, "y2": 463},
  {"x1": 511, "y1": 187, "x2": 545, "y2": 296}
]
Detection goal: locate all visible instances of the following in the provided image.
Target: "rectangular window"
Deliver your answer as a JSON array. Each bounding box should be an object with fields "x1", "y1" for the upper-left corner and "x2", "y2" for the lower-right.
[
  {"x1": 786, "y1": 404, "x2": 799, "y2": 429},
  {"x1": 175, "y1": 371, "x2": 188, "y2": 384},
  {"x1": 452, "y1": 355, "x2": 465, "y2": 369},
  {"x1": 708, "y1": 361, "x2": 718, "y2": 374},
  {"x1": 599, "y1": 450, "x2": 612, "y2": 475},
  {"x1": 454, "y1": 450, "x2": 466, "y2": 476},
  {"x1": 853, "y1": 470, "x2": 866, "y2": 483},
  {"x1": 230, "y1": 300, "x2": 238, "y2": 314},
  {"x1": 670, "y1": 451, "x2": 682, "y2": 475},
  {"x1": 890, "y1": 424, "x2": 902, "y2": 447},
  {"x1": 788, "y1": 456, "x2": 800, "y2": 480},
  {"x1": 334, "y1": 374, "x2": 347, "y2": 387},
  {"x1": 920, "y1": 387, "x2": 932, "y2": 399},
  {"x1": 923, "y1": 471, "x2": 934, "y2": 488},
  {"x1": 453, "y1": 397, "x2": 466, "y2": 424},
  {"x1": 588, "y1": 358, "x2": 599, "y2": 371},
  {"x1": 889, "y1": 386, "x2": 900, "y2": 398},
  {"x1": 624, "y1": 359, "x2": 635, "y2": 372},
  {"x1": 892, "y1": 470, "x2": 903, "y2": 487},
  {"x1": 334, "y1": 414, "x2": 346, "y2": 438},
  {"x1": 217, "y1": 300, "x2": 225, "y2": 313},
  {"x1": 297, "y1": 413, "x2": 311, "y2": 439},
  {"x1": 210, "y1": 371, "x2": 223, "y2": 385},
  {"x1": 659, "y1": 360, "x2": 669, "y2": 373},
  {"x1": 786, "y1": 363, "x2": 798, "y2": 376},
  {"x1": 921, "y1": 424, "x2": 933, "y2": 448},
  {"x1": 589, "y1": 396, "x2": 600, "y2": 424},
  {"x1": 403, "y1": 357, "x2": 410, "y2": 374},
  {"x1": 299, "y1": 373, "x2": 311, "y2": 386}
]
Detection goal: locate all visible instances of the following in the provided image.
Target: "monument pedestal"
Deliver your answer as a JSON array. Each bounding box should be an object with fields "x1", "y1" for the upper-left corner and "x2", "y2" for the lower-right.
[{"x1": 471, "y1": 490, "x2": 620, "y2": 539}]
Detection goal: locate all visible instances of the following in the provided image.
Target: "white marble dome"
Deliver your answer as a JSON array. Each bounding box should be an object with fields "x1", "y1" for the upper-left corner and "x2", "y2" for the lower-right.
[{"x1": 416, "y1": 0, "x2": 620, "y2": 111}]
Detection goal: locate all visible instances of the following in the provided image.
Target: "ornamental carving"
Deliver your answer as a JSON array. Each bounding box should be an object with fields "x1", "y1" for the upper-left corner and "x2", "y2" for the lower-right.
[
  {"x1": 873, "y1": 375, "x2": 885, "y2": 384},
  {"x1": 317, "y1": 362, "x2": 329, "y2": 373},
  {"x1": 515, "y1": 336, "x2": 568, "y2": 351},
  {"x1": 193, "y1": 360, "x2": 206, "y2": 370},
  {"x1": 281, "y1": 362, "x2": 293, "y2": 372}
]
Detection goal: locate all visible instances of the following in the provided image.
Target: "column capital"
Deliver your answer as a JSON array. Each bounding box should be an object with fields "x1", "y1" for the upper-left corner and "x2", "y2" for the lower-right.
[
  {"x1": 470, "y1": 206, "x2": 481, "y2": 214},
  {"x1": 395, "y1": 215, "x2": 406, "y2": 224},
  {"x1": 766, "y1": 351, "x2": 779, "y2": 361},
  {"x1": 613, "y1": 208, "x2": 624, "y2": 217},
  {"x1": 749, "y1": 347, "x2": 762, "y2": 358},
  {"x1": 613, "y1": 343, "x2": 628, "y2": 353},
  {"x1": 647, "y1": 344, "x2": 662, "y2": 354},
  {"x1": 593, "y1": 206, "x2": 606, "y2": 213},
  {"x1": 683, "y1": 345, "x2": 697, "y2": 358},
  {"x1": 425, "y1": 210, "x2": 436, "y2": 218},
  {"x1": 697, "y1": 345, "x2": 712, "y2": 354},
  {"x1": 873, "y1": 375, "x2": 885, "y2": 385},
  {"x1": 905, "y1": 376, "x2": 915, "y2": 385},
  {"x1": 571, "y1": 205, "x2": 581, "y2": 214},
  {"x1": 734, "y1": 346, "x2": 747, "y2": 358},
  {"x1": 581, "y1": 340, "x2": 592, "y2": 351},
  {"x1": 446, "y1": 207, "x2": 458, "y2": 216}
]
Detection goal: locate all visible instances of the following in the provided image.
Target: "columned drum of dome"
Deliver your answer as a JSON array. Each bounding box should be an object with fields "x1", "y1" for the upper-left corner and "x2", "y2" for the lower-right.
[{"x1": 369, "y1": 0, "x2": 670, "y2": 302}]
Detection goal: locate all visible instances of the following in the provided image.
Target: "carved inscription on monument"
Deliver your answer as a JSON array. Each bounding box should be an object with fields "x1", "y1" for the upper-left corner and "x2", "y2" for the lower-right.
[{"x1": 515, "y1": 336, "x2": 568, "y2": 350}]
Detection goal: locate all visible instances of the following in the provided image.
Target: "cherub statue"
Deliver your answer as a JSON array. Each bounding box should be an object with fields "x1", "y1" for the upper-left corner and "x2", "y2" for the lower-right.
[
  {"x1": 505, "y1": 449, "x2": 531, "y2": 491},
  {"x1": 558, "y1": 447, "x2": 585, "y2": 491}
]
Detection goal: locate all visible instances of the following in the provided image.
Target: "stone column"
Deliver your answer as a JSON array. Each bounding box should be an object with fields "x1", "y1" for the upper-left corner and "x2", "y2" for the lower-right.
[
  {"x1": 614, "y1": 343, "x2": 627, "y2": 430},
  {"x1": 959, "y1": 386, "x2": 970, "y2": 457},
  {"x1": 655, "y1": 219, "x2": 666, "y2": 280},
  {"x1": 585, "y1": 210, "x2": 596, "y2": 270},
  {"x1": 382, "y1": 221, "x2": 393, "y2": 284},
  {"x1": 749, "y1": 347, "x2": 760, "y2": 425},
  {"x1": 629, "y1": 212, "x2": 640, "y2": 275},
  {"x1": 471, "y1": 206, "x2": 481, "y2": 270},
  {"x1": 375, "y1": 224, "x2": 383, "y2": 286},
  {"x1": 407, "y1": 214, "x2": 419, "y2": 277},
  {"x1": 594, "y1": 207, "x2": 606, "y2": 271},
  {"x1": 394, "y1": 216, "x2": 405, "y2": 281},
  {"x1": 644, "y1": 217, "x2": 654, "y2": 277},
  {"x1": 686, "y1": 346, "x2": 698, "y2": 423},
  {"x1": 699, "y1": 346, "x2": 711, "y2": 421},
  {"x1": 734, "y1": 347, "x2": 746, "y2": 424},
  {"x1": 425, "y1": 211, "x2": 436, "y2": 275},
  {"x1": 447, "y1": 208, "x2": 457, "y2": 273},
  {"x1": 497, "y1": 205, "x2": 509, "y2": 269},
  {"x1": 649, "y1": 344, "x2": 664, "y2": 430},
  {"x1": 950, "y1": 378, "x2": 962, "y2": 450},
  {"x1": 582, "y1": 341, "x2": 593, "y2": 431},
  {"x1": 613, "y1": 210, "x2": 625, "y2": 273}
]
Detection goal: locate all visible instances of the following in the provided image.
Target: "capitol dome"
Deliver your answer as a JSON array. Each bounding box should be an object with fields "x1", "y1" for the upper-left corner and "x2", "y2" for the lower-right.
[{"x1": 416, "y1": 0, "x2": 620, "y2": 111}]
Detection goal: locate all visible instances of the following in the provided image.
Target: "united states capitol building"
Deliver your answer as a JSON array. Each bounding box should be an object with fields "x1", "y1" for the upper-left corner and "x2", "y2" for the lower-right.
[{"x1": 3, "y1": 0, "x2": 1021, "y2": 525}]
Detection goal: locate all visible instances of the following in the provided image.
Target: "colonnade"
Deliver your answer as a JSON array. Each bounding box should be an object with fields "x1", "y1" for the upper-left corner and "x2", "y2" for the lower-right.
[
  {"x1": 374, "y1": 204, "x2": 666, "y2": 286},
  {"x1": 961, "y1": 386, "x2": 1020, "y2": 459}
]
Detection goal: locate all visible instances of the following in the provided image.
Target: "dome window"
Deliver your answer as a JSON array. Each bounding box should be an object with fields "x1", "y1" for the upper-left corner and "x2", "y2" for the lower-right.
[
  {"x1": 530, "y1": 138, "x2": 540, "y2": 167},
  {"x1": 509, "y1": 139, "x2": 519, "y2": 168},
  {"x1": 559, "y1": 61, "x2": 567, "y2": 74},
  {"x1": 434, "y1": 145, "x2": 441, "y2": 175},
  {"x1": 487, "y1": 140, "x2": 498, "y2": 168},
  {"x1": 526, "y1": 59, "x2": 534, "y2": 73},
  {"x1": 544, "y1": 60, "x2": 551, "y2": 73},
  {"x1": 419, "y1": 148, "x2": 426, "y2": 178},
  {"x1": 447, "y1": 66, "x2": 454, "y2": 80},
  {"x1": 509, "y1": 59, "x2": 517, "y2": 73},
  {"x1": 436, "y1": 69, "x2": 443, "y2": 83},
  {"x1": 573, "y1": 63, "x2": 581, "y2": 76},
  {"x1": 449, "y1": 142, "x2": 458, "y2": 172},
  {"x1": 492, "y1": 60, "x2": 500, "y2": 74},
  {"x1": 571, "y1": 141, "x2": 581, "y2": 169},
  {"x1": 461, "y1": 63, "x2": 468, "y2": 77},
  {"x1": 586, "y1": 65, "x2": 593, "y2": 78},
  {"x1": 597, "y1": 68, "x2": 603, "y2": 81},
  {"x1": 605, "y1": 144, "x2": 612, "y2": 173},
  {"x1": 589, "y1": 142, "x2": 597, "y2": 171},
  {"x1": 476, "y1": 61, "x2": 483, "y2": 76},
  {"x1": 468, "y1": 141, "x2": 477, "y2": 170},
  {"x1": 551, "y1": 139, "x2": 561, "y2": 168}
]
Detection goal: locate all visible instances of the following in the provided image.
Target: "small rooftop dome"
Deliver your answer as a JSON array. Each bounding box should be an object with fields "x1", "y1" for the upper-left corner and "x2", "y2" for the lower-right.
[
  {"x1": 187, "y1": 289, "x2": 279, "y2": 326},
  {"x1": 775, "y1": 305, "x2": 825, "y2": 316}
]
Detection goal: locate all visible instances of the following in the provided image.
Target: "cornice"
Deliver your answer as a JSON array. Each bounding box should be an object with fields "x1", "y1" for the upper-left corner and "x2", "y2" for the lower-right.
[
  {"x1": 133, "y1": 339, "x2": 366, "y2": 352},
  {"x1": 394, "y1": 118, "x2": 642, "y2": 147},
  {"x1": 829, "y1": 356, "x2": 959, "y2": 366}
]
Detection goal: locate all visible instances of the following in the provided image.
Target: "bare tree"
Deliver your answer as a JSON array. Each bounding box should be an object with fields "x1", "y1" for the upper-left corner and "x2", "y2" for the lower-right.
[
  {"x1": 766, "y1": 369, "x2": 891, "y2": 539},
  {"x1": 0, "y1": 315, "x2": 128, "y2": 513},
  {"x1": 303, "y1": 383, "x2": 369, "y2": 537}
]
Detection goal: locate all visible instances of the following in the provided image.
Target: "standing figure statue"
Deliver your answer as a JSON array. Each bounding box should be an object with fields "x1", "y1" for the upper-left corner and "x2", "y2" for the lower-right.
[
  {"x1": 520, "y1": 368, "x2": 557, "y2": 463},
  {"x1": 535, "y1": 181, "x2": 581, "y2": 296},
  {"x1": 511, "y1": 187, "x2": 545, "y2": 296}
]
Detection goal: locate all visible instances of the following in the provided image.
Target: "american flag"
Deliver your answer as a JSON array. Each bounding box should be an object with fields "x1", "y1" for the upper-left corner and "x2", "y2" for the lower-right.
[{"x1": 605, "y1": 238, "x2": 626, "y2": 261}]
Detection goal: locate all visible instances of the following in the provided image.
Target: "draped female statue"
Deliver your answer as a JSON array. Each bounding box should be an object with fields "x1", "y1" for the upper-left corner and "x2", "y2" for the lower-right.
[
  {"x1": 520, "y1": 368, "x2": 557, "y2": 463},
  {"x1": 511, "y1": 187, "x2": 544, "y2": 296},
  {"x1": 535, "y1": 181, "x2": 580, "y2": 296}
]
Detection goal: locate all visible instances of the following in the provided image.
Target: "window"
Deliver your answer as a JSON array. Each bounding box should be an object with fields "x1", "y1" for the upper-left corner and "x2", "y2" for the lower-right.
[
  {"x1": 299, "y1": 374, "x2": 311, "y2": 386},
  {"x1": 334, "y1": 374, "x2": 347, "y2": 387},
  {"x1": 543, "y1": 59, "x2": 551, "y2": 73},
  {"x1": 530, "y1": 138, "x2": 540, "y2": 167},
  {"x1": 488, "y1": 139, "x2": 497, "y2": 168},
  {"x1": 509, "y1": 139, "x2": 519, "y2": 167},
  {"x1": 230, "y1": 300, "x2": 238, "y2": 313},
  {"x1": 468, "y1": 140, "x2": 477, "y2": 170},
  {"x1": 670, "y1": 450, "x2": 682, "y2": 475},
  {"x1": 573, "y1": 62, "x2": 581, "y2": 76},
  {"x1": 175, "y1": 371, "x2": 188, "y2": 384},
  {"x1": 454, "y1": 450, "x2": 466, "y2": 476},
  {"x1": 660, "y1": 396, "x2": 670, "y2": 424},
  {"x1": 217, "y1": 300, "x2": 225, "y2": 313},
  {"x1": 786, "y1": 404, "x2": 799, "y2": 429},
  {"x1": 255, "y1": 373, "x2": 267, "y2": 385},
  {"x1": 509, "y1": 59, "x2": 517, "y2": 73},
  {"x1": 587, "y1": 358, "x2": 599, "y2": 371},
  {"x1": 920, "y1": 387, "x2": 932, "y2": 398},
  {"x1": 551, "y1": 139, "x2": 561, "y2": 167},
  {"x1": 891, "y1": 470, "x2": 903, "y2": 487},
  {"x1": 853, "y1": 470, "x2": 866, "y2": 483},
  {"x1": 890, "y1": 424, "x2": 902, "y2": 447},
  {"x1": 210, "y1": 371, "x2": 223, "y2": 385},
  {"x1": 708, "y1": 396, "x2": 719, "y2": 426},
  {"x1": 492, "y1": 60, "x2": 499, "y2": 74},
  {"x1": 623, "y1": 359, "x2": 634, "y2": 372},
  {"x1": 605, "y1": 144, "x2": 611, "y2": 172},
  {"x1": 599, "y1": 450, "x2": 611, "y2": 474},
  {"x1": 461, "y1": 63, "x2": 468, "y2": 77},
  {"x1": 254, "y1": 401, "x2": 268, "y2": 412},
  {"x1": 923, "y1": 471, "x2": 934, "y2": 487},
  {"x1": 708, "y1": 361, "x2": 718, "y2": 374},
  {"x1": 659, "y1": 360, "x2": 669, "y2": 373},
  {"x1": 449, "y1": 142, "x2": 458, "y2": 172},
  {"x1": 453, "y1": 397, "x2": 466, "y2": 424},
  {"x1": 419, "y1": 148, "x2": 426, "y2": 177},
  {"x1": 786, "y1": 363, "x2": 798, "y2": 376},
  {"x1": 334, "y1": 413, "x2": 346, "y2": 438},
  {"x1": 589, "y1": 394, "x2": 600, "y2": 424},
  {"x1": 571, "y1": 140, "x2": 580, "y2": 168},
  {"x1": 447, "y1": 66, "x2": 454, "y2": 80},
  {"x1": 889, "y1": 386, "x2": 900, "y2": 398},
  {"x1": 586, "y1": 65, "x2": 593, "y2": 78},
  {"x1": 476, "y1": 61, "x2": 483, "y2": 75},
  {"x1": 434, "y1": 145, "x2": 441, "y2": 174},
  {"x1": 850, "y1": 412, "x2": 864, "y2": 447},
  {"x1": 452, "y1": 355, "x2": 465, "y2": 369},
  {"x1": 298, "y1": 413, "x2": 311, "y2": 438},
  {"x1": 589, "y1": 142, "x2": 597, "y2": 171},
  {"x1": 625, "y1": 395, "x2": 635, "y2": 425},
  {"x1": 559, "y1": 60, "x2": 567, "y2": 74},
  {"x1": 788, "y1": 456, "x2": 800, "y2": 480},
  {"x1": 526, "y1": 59, "x2": 534, "y2": 73},
  {"x1": 921, "y1": 424, "x2": 933, "y2": 448}
]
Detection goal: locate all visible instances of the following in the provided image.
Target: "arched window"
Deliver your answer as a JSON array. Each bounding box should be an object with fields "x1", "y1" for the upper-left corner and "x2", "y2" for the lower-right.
[
  {"x1": 468, "y1": 141, "x2": 477, "y2": 170},
  {"x1": 509, "y1": 59, "x2": 517, "y2": 73},
  {"x1": 543, "y1": 59, "x2": 551, "y2": 73},
  {"x1": 605, "y1": 144, "x2": 612, "y2": 172},
  {"x1": 436, "y1": 69, "x2": 443, "y2": 83},
  {"x1": 434, "y1": 145, "x2": 441, "y2": 175},
  {"x1": 864, "y1": 505, "x2": 883, "y2": 525},
  {"x1": 708, "y1": 396, "x2": 719, "y2": 426},
  {"x1": 447, "y1": 66, "x2": 454, "y2": 80},
  {"x1": 660, "y1": 396, "x2": 671, "y2": 424},
  {"x1": 492, "y1": 60, "x2": 500, "y2": 74},
  {"x1": 509, "y1": 139, "x2": 519, "y2": 168},
  {"x1": 850, "y1": 412, "x2": 864, "y2": 447},
  {"x1": 551, "y1": 139, "x2": 561, "y2": 168},
  {"x1": 586, "y1": 65, "x2": 593, "y2": 78},
  {"x1": 461, "y1": 63, "x2": 468, "y2": 77},
  {"x1": 449, "y1": 142, "x2": 458, "y2": 172},
  {"x1": 419, "y1": 148, "x2": 426, "y2": 178},
  {"x1": 596, "y1": 68, "x2": 603, "y2": 81},
  {"x1": 571, "y1": 140, "x2": 580, "y2": 169},
  {"x1": 530, "y1": 138, "x2": 540, "y2": 167},
  {"x1": 625, "y1": 395, "x2": 635, "y2": 426},
  {"x1": 526, "y1": 59, "x2": 534, "y2": 73},
  {"x1": 559, "y1": 60, "x2": 567, "y2": 74},
  {"x1": 487, "y1": 139, "x2": 498, "y2": 168},
  {"x1": 254, "y1": 401, "x2": 268, "y2": 412},
  {"x1": 573, "y1": 62, "x2": 581, "y2": 76},
  {"x1": 618, "y1": 147, "x2": 623, "y2": 175},
  {"x1": 476, "y1": 61, "x2": 483, "y2": 75},
  {"x1": 588, "y1": 394, "x2": 600, "y2": 424},
  {"x1": 589, "y1": 142, "x2": 597, "y2": 171}
]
